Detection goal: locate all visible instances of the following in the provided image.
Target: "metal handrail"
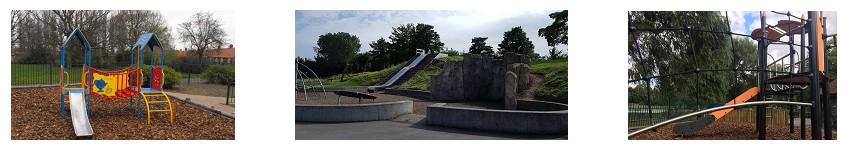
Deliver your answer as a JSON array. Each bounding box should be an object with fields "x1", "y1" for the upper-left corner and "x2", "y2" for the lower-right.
[{"x1": 628, "y1": 101, "x2": 812, "y2": 137}]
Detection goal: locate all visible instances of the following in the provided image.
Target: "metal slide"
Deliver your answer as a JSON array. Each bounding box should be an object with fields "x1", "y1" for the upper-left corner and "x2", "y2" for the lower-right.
[
  {"x1": 68, "y1": 89, "x2": 93, "y2": 137},
  {"x1": 368, "y1": 50, "x2": 428, "y2": 91},
  {"x1": 672, "y1": 87, "x2": 760, "y2": 135}
]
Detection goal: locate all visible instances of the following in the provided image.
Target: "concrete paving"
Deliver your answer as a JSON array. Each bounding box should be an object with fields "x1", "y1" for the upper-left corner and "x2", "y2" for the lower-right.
[
  {"x1": 167, "y1": 92, "x2": 235, "y2": 118},
  {"x1": 295, "y1": 114, "x2": 566, "y2": 140}
]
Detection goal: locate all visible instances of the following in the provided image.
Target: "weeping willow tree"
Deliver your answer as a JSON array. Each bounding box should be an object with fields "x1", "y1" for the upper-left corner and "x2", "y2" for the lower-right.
[{"x1": 628, "y1": 11, "x2": 758, "y2": 107}]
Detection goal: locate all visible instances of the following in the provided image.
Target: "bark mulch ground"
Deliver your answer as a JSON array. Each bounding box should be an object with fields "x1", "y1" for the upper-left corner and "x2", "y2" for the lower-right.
[
  {"x1": 11, "y1": 87, "x2": 235, "y2": 140},
  {"x1": 629, "y1": 120, "x2": 836, "y2": 140}
]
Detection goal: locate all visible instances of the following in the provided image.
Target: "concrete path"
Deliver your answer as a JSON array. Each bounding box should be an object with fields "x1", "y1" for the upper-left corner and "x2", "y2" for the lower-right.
[
  {"x1": 167, "y1": 92, "x2": 235, "y2": 118},
  {"x1": 296, "y1": 115, "x2": 566, "y2": 140}
]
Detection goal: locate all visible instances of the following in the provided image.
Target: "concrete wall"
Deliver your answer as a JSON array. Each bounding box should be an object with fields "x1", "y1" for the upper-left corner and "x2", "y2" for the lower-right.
[
  {"x1": 429, "y1": 61, "x2": 465, "y2": 101},
  {"x1": 426, "y1": 102, "x2": 568, "y2": 134},
  {"x1": 296, "y1": 101, "x2": 413, "y2": 122}
]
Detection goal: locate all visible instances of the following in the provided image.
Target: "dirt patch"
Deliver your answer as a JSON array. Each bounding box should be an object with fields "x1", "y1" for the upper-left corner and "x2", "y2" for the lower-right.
[
  {"x1": 519, "y1": 73, "x2": 545, "y2": 100},
  {"x1": 11, "y1": 87, "x2": 235, "y2": 140},
  {"x1": 629, "y1": 120, "x2": 836, "y2": 140}
]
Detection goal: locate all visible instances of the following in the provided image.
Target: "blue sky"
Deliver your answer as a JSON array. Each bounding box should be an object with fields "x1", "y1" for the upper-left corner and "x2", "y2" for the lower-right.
[
  {"x1": 295, "y1": 10, "x2": 567, "y2": 59},
  {"x1": 727, "y1": 11, "x2": 837, "y2": 63}
]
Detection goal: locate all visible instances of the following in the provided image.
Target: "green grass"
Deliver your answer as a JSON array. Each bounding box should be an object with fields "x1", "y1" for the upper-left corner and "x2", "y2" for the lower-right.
[
  {"x1": 443, "y1": 55, "x2": 464, "y2": 61},
  {"x1": 397, "y1": 65, "x2": 441, "y2": 90},
  {"x1": 530, "y1": 59, "x2": 567, "y2": 74},
  {"x1": 11, "y1": 64, "x2": 83, "y2": 85},
  {"x1": 315, "y1": 63, "x2": 404, "y2": 87},
  {"x1": 531, "y1": 59, "x2": 568, "y2": 104}
]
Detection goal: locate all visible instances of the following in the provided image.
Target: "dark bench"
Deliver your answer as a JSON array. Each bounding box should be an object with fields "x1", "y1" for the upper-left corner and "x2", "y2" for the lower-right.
[{"x1": 333, "y1": 91, "x2": 377, "y2": 104}]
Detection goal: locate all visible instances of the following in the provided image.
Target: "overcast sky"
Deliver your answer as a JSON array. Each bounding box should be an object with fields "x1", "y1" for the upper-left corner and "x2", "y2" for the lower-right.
[
  {"x1": 725, "y1": 11, "x2": 837, "y2": 64},
  {"x1": 159, "y1": 10, "x2": 236, "y2": 50},
  {"x1": 295, "y1": 10, "x2": 567, "y2": 59}
]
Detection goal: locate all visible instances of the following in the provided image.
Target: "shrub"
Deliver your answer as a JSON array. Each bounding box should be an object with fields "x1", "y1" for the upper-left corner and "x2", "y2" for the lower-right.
[
  {"x1": 534, "y1": 70, "x2": 567, "y2": 104},
  {"x1": 141, "y1": 65, "x2": 182, "y2": 89},
  {"x1": 202, "y1": 65, "x2": 235, "y2": 85}
]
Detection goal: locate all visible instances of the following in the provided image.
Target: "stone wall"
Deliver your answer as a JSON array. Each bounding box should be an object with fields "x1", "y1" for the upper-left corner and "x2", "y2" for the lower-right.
[
  {"x1": 463, "y1": 54, "x2": 505, "y2": 101},
  {"x1": 429, "y1": 60, "x2": 465, "y2": 101},
  {"x1": 430, "y1": 52, "x2": 530, "y2": 101}
]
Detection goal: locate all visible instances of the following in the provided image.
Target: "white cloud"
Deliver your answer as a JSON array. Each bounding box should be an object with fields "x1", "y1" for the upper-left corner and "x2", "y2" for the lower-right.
[
  {"x1": 295, "y1": 10, "x2": 565, "y2": 59},
  {"x1": 160, "y1": 10, "x2": 236, "y2": 50}
]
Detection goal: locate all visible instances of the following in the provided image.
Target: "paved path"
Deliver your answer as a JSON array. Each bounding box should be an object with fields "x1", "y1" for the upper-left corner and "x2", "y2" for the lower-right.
[
  {"x1": 167, "y1": 92, "x2": 235, "y2": 118},
  {"x1": 296, "y1": 115, "x2": 566, "y2": 140}
]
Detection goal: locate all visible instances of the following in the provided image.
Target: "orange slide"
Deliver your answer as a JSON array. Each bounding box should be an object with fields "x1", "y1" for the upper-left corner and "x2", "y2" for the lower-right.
[
  {"x1": 708, "y1": 87, "x2": 760, "y2": 120},
  {"x1": 673, "y1": 87, "x2": 759, "y2": 135}
]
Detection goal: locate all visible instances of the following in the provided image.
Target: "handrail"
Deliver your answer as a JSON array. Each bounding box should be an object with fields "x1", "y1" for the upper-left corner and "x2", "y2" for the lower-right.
[
  {"x1": 64, "y1": 71, "x2": 70, "y2": 89},
  {"x1": 628, "y1": 101, "x2": 812, "y2": 137}
]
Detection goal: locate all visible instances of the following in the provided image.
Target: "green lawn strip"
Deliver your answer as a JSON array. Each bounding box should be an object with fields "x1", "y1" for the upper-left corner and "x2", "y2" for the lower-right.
[
  {"x1": 12, "y1": 64, "x2": 84, "y2": 85},
  {"x1": 318, "y1": 63, "x2": 405, "y2": 87}
]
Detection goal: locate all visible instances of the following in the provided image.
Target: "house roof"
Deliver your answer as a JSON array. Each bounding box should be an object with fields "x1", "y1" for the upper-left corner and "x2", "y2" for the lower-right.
[
  {"x1": 176, "y1": 47, "x2": 235, "y2": 58},
  {"x1": 208, "y1": 48, "x2": 235, "y2": 58}
]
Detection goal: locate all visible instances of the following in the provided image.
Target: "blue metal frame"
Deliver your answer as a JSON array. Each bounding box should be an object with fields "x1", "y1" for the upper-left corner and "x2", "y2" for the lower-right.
[
  {"x1": 129, "y1": 32, "x2": 166, "y2": 117},
  {"x1": 58, "y1": 27, "x2": 94, "y2": 117}
]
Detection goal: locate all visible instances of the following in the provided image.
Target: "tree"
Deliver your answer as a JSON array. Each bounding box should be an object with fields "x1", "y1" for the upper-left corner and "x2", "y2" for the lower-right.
[
  {"x1": 109, "y1": 10, "x2": 173, "y2": 66},
  {"x1": 628, "y1": 11, "x2": 738, "y2": 106},
  {"x1": 468, "y1": 37, "x2": 494, "y2": 57},
  {"x1": 539, "y1": 10, "x2": 568, "y2": 58},
  {"x1": 388, "y1": 23, "x2": 444, "y2": 63},
  {"x1": 315, "y1": 32, "x2": 360, "y2": 81},
  {"x1": 547, "y1": 47, "x2": 564, "y2": 59},
  {"x1": 179, "y1": 11, "x2": 227, "y2": 67},
  {"x1": 13, "y1": 10, "x2": 111, "y2": 64},
  {"x1": 827, "y1": 38, "x2": 837, "y2": 79},
  {"x1": 498, "y1": 26, "x2": 535, "y2": 57},
  {"x1": 368, "y1": 37, "x2": 393, "y2": 69}
]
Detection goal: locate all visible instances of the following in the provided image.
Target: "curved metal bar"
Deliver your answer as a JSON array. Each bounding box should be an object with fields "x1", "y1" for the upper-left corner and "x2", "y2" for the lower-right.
[
  {"x1": 628, "y1": 101, "x2": 812, "y2": 137},
  {"x1": 296, "y1": 61, "x2": 327, "y2": 98}
]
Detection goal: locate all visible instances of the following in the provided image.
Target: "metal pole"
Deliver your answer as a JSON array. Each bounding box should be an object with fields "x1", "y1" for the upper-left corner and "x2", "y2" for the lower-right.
[
  {"x1": 786, "y1": 12, "x2": 796, "y2": 133},
  {"x1": 756, "y1": 11, "x2": 767, "y2": 140},
  {"x1": 820, "y1": 13, "x2": 833, "y2": 140},
  {"x1": 801, "y1": 105, "x2": 806, "y2": 139},
  {"x1": 49, "y1": 63, "x2": 53, "y2": 84},
  {"x1": 225, "y1": 84, "x2": 231, "y2": 105},
  {"x1": 807, "y1": 11, "x2": 823, "y2": 140}
]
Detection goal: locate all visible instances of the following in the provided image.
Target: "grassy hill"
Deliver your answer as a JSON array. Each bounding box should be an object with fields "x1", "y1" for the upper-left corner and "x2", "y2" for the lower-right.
[
  {"x1": 530, "y1": 59, "x2": 568, "y2": 103},
  {"x1": 309, "y1": 56, "x2": 567, "y2": 104},
  {"x1": 311, "y1": 63, "x2": 404, "y2": 87}
]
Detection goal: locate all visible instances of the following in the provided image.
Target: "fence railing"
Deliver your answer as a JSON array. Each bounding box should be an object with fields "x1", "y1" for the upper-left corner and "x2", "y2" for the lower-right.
[{"x1": 12, "y1": 63, "x2": 81, "y2": 86}]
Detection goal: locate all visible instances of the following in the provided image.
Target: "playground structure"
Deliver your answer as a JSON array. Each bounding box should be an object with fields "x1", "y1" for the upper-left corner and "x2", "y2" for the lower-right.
[
  {"x1": 295, "y1": 60, "x2": 328, "y2": 101},
  {"x1": 58, "y1": 28, "x2": 175, "y2": 137},
  {"x1": 368, "y1": 49, "x2": 440, "y2": 92},
  {"x1": 628, "y1": 11, "x2": 837, "y2": 139}
]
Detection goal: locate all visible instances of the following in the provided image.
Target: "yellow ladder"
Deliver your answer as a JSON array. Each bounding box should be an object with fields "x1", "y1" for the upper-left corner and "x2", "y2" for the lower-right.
[{"x1": 140, "y1": 92, "x2": 174, "y2": 124}]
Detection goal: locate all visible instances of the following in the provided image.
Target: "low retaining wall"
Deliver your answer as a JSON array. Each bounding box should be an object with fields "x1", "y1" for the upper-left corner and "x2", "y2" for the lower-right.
[
  {"x1": 426, "y1": 101, "x2": 568, "y2": 134},
  {"x1": 383, "y1": 88, "x2": 432, "y2": 100},
  {"x1": 295, "y1": 86, "x2": 368, "y2": 92},
  {"x1": 296, "y1": 101, "x2": 413, "y2": 122}
]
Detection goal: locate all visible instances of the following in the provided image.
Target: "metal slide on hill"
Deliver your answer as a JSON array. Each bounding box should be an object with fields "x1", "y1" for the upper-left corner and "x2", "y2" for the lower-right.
[
  {"x1": 368, "y1": 50, "x2": 429, "y2": 92},
  {"x1": 672, "y1": 87, "x2": 760, "y2": 135},
  {"x1": 68, "y1": 89, "x2": 94, "y2": 137}
]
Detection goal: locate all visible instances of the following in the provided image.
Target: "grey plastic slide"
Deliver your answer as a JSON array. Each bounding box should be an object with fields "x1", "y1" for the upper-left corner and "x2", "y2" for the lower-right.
[
  {"x1": 369, "y1": 50, "x2": 428, "y2": 90},
  {"x1": 68, "y1": 89, "x2": 93, "y2": 137}
]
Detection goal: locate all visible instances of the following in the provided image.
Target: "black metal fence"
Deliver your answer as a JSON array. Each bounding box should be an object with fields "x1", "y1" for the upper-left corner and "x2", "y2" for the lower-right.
[{"x1": 11, "y1": 63, "x2": 125, "y2": 86}]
